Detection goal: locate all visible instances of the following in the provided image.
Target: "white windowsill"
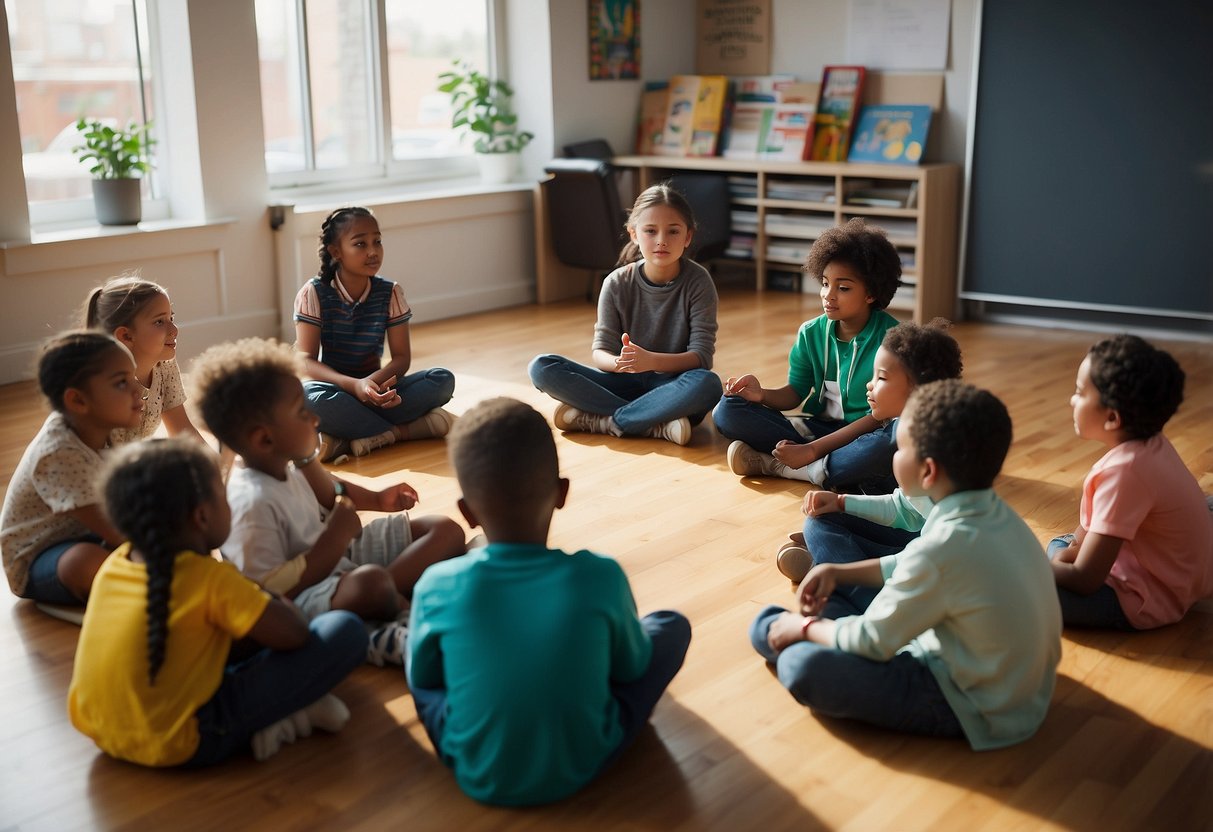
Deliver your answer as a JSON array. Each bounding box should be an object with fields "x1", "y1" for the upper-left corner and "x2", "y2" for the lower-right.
[
  {"x1": 271, "y1": 176, "x2": 533, "y2": 215},
  {"x1": 2, "y1": 215, "x2": 238, "y2": 249}
]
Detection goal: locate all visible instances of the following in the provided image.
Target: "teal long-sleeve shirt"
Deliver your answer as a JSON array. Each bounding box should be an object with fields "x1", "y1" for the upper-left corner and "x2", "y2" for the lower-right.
[
  {"x1": 786, "y1": 309, "x2": 899, "y2": 422},
  {"x1": 833, "y1": 489, "x2": 1063, "y2": 750},
  {"x1": 407, "y1": 543, "x2": 652, "y2": 805}
]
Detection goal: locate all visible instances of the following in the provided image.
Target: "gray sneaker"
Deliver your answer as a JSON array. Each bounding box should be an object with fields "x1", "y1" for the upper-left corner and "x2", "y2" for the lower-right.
[
  {"x1": 349, "y1": 429, "x2": 397, "y2": 458},
  {"x1": 366, "y1": 621, "x2": 407, "y2": 667},
  {"x1": 647, "y1": 417, "x2": 692, "y2": 446},
  {"x1": 553, "y1": 403, "x2": 613, "y2": 435},
  {"x1": 727, "y1": 440, "x2": 782, "y2": 477}
]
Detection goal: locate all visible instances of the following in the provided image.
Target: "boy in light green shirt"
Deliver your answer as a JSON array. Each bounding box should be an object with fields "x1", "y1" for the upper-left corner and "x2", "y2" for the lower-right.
[{"x1": 750, "y1": 380, "x2": 1062, "y2": 750}]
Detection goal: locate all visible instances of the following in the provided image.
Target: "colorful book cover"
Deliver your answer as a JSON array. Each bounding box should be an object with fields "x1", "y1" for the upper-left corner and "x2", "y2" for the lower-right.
[
  {"x1": 807, "y1": 65, "x2": 866, "y2": 162},
  {"x1": 847, "y1": 105, "x2": 932, "y2": 165},
  {"x1": 721, "y1": 100, "x2": 774, "y2": 159},
  {"x1": 760, "y1": 103, "x2": 816, "y2": 161},
  {"x1": 635, "y1": 84, "x2": 670, "y2": 155},
  {"x1": 688, "y1": 75, "x2": 728, "y2": 156},
  {"x1": 656, "y1": 75, "x2": 727, "y2": 157}
]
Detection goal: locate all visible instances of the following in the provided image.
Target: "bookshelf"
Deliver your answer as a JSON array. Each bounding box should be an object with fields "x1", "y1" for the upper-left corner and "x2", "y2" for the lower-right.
[{"x1": 608, "y1": 156, "x2": 960, "y2": 323}]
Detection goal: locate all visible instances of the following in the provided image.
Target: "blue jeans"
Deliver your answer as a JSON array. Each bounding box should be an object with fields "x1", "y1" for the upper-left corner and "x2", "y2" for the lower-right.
[
  {"x1": 1046, "y1": 536, "x2": 1134, "y2": 630},
  {"x1": 21, "y1": 536, "x2": 104, "y2": 604},
  {"x1": 823, "y1": 420, "x2": 898, "y2": 494},
  {"x1": 749, "y1": 604, "x2": 963, "y2": 739},
  {"x1": 411, "y1": 610, "x2": 692, "y2": 773},
  {"x1": 804, "y1": 513, "x2": 918, "y2": 614},
  {"x1": 184, "y1": 610, "x2": 367, "y2": 767},
  {"x1": 304, "y1": 368, "x2": 455, "y2": 440},
  {"x1": 528, "y1": 354, "x2": 722, "y2": 434},
  {"x1": 712, "y1": 395, "x2": 845, "y2": 453}
]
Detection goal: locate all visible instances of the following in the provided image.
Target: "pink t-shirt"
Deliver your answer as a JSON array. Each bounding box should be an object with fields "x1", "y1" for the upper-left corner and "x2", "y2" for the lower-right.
[{"x1": 1082, "y1": 434, "x2": 1213, "y2": 629}]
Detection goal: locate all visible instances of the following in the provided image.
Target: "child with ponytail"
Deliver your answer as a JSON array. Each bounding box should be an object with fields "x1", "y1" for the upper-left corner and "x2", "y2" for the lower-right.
[{"x1": 68, "y1": 439, "x2": 367, "y2": 767}]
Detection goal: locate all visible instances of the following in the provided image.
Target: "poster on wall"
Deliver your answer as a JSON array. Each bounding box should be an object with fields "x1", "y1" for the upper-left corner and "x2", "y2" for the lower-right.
[
  {"x1": 590, "y1": 0, "x2": 640, "y2": 80},
  {"x1": 695, "y1": 0, "x2": 771, "y2": 76}
]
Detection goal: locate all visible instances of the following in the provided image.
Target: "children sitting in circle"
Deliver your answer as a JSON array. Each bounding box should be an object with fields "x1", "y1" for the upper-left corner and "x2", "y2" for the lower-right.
[
  {"x1": 1048, "y1": 334, "x2": 1213, "y2": 629},
  {"x1": 776, "y1": 320, "x2": 964, "y2": 593},
  {"x1": 751, "y1": 381, "x2": 1061, "y2": 749},
  {"x1": 68, "y1": 438, "x2": 365, "y2": 766},
  {"x1": 1, "y1": 331, "x2": 141, "y2": 606},
  {"x1": 716, "y1": 218, "x2": 903, "y2": 491},
  {"x1": 190, "y1": 337, "x2": 468, "y2": 667},
  {"x1": 83, "y1": 274, "x2": 206, "y2": 445},
  {"x1": 528, "y1": 183, "x2": 722, "y2": 446},
  {"x1": 408, "y1": 397, "x2": 691, "y2": 804},
  {"x1": 294, "y1": 206, "x2": 457, "y2": 463}
]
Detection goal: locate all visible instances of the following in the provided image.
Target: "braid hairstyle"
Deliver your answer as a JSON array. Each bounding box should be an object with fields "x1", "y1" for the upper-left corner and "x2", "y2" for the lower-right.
[
  {"x1": 317, "y1": 206, "x2": 375, "y2": 285},
  {"x1": 616, "y1": 183, "x2": 698, "y2": 267},
  {"x1": 82, "y1": 273, "x2": 168, "y2": 331},
  {"x1": 36, "y1": 330, "x2": 130, "y2": 412},
  {"x1": 101, "y1": 438, "x2": 217, "y2": 686}
]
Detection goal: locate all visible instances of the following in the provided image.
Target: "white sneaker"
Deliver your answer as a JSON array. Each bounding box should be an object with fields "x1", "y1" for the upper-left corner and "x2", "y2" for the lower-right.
[
  {"x1": 251, "y1": 712, "x2": 305, "y2": 761},
  {"x1": 349, "y1": 429, "x2": 397, "y2": 458},
  {"x1": 552, "y1": 403, "x2": 613, "y2": 435},
  {"x1": 366, "y1": 621, "x2": 408, "y2": 667},
  {"x1": 404, "y1": 407, "x2": 457, "y2": 440},
  {"x1": 727, "y1": 440, "x2": 782, "y2": 477},
  {"x1": 647, "y1": 417, "x2": 692, "y2": 446}
]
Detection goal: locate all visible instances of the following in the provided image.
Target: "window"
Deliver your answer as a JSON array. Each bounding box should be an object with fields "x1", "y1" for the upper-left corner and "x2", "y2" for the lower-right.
[
  {"x1": 7, "y1": 0, "x2": 160, "y2": 224},
  {"x1": 256, "y1": 0, "x2": 491, "y2": 188}
]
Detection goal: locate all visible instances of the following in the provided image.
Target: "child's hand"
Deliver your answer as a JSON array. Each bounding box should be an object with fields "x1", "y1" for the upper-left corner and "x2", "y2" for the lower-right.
[
  {"x1": 376, "y1": 482, "x2": 419, "y2": 512},
  {"x1": 767, "y1": 611, "x2": 809, "y2": 652},
  {"x1": 797, "y1": 564, "x2": 835, "y2": 615},
  {"x1": 327, "y1": 494, "x2": 363, "y2": 541},
  {"x1": 773, "y1": 440, "x2": 820, "y2": 469},
  {"x1": 355, "y1": 376, "x2": 401, "y2": 408},
  {"x1": 614, "y1": 333, "x2": 653, "y2": 373},
  {"x1": 803, "y1": 490, "x2": 842, "y2": 517},
  {"x1": 723, "y1": 374, "x2": 762, "y2": 402}
]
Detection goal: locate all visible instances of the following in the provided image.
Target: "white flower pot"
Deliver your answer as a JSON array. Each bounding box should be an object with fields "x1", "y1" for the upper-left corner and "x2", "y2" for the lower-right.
[{"x1": 476, "y1": 152, "x2": 519, "y2": 185}]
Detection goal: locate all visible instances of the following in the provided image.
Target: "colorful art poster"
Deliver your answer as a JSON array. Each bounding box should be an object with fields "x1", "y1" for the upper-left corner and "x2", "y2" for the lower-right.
[{"x1": 590, "y1": 0, "x2": 640, "y2": 80}]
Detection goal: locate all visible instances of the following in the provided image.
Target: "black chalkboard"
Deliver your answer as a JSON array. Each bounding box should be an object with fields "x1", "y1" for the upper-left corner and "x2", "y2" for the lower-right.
[{"x1": 964, "y1": 0, "x2": 1213, "y2": 316}]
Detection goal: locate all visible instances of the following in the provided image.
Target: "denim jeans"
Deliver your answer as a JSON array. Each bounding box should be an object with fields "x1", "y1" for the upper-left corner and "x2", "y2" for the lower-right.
[
  {"x1": 304, "y1": 368, "x2": 455, "y2": 440},
  {"x1": 1046, "y1": 535, "x2": 1134, "y2": 630},
  {"x1": 749, "y1": 604, "x2": 963, "y2": 739},
  {"x1": 823, "y1": 420, "x2": 898, "y2": 494},
  {"x1": 411, "y1": 610, "x2": 692, "y2": 772},
  {"x1": 712, "y1": 395, "x2": 845, "y2": 453},
  {"x1": 184, "y1": 610, "x2": 367, "y2": 767},
  {"x1": 804, "y1": 513, "x2": 918, "y2": 613},
  {"x1": 21, "y1": 535, "x2": 104, "y2": 604},
  {"x1": 528, "y1": 354, "x2": 722, "y2": 434}
]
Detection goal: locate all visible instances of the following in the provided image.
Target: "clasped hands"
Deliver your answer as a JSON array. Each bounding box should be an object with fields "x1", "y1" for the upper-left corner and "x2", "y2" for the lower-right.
[
  {"x1": 614, "y1": 333, "x2": 655, "y2": 373},
  {"x1": 354, "y1": 375, "x2": 401, "y2": 408}
]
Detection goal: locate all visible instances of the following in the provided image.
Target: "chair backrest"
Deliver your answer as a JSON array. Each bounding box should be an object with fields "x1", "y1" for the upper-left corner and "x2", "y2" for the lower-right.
[
  {"x1": 563, "y1": 138, "x2": 615, "y2": 160},
  {"x1": 541, "y1": 158, "x2": 626, "y2": 272},
  {"x1": 667, "y1": 173, "x2": 732, "y2": 263}
]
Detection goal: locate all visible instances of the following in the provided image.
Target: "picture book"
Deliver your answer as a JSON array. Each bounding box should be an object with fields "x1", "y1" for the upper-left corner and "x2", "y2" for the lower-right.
[
  {"x1": 721, "y1": 101, "x2": 774, "y2": 159},
  {"x1": 761, "y1": 102, "x2": 816, "y2": 160},
  {"x1": 635, "y1": 83, "x2": 670, "y2": 155},
  {"x1": 655, "y1": 75, "x2": 728, "y2": 157},
  {"x1": 847, "y1": 105, "x2": 932, "y2": 165},
  {"x1": 807, "y1": 65, "x2": 866, "y2": 162}
]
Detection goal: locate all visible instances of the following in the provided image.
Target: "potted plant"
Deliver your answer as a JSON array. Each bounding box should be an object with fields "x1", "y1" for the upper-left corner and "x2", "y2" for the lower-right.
[
  {"x1": 72, "y1": 117, "x2": 155, "y2": 225},
  {"x1": 437, "y1": 61, "x2": 533, "y2": 184}
]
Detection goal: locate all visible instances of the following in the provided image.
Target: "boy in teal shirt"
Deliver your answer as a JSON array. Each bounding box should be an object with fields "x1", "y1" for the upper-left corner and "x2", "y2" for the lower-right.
[
  {"x1": 751, "y1": 380, "x2": 1061, "y2": 749},
  {"x1": 407, "y1": 398, "x2": 691, "y2": 805}
]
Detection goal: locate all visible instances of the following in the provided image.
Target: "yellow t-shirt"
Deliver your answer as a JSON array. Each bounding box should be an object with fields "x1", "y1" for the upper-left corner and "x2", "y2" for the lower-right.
[{"x1": 68, "y1": 544, "x2": 271, "y2": 766}]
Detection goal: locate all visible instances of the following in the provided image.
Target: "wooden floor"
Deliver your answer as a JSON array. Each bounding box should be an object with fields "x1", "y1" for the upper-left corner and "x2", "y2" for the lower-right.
[{"x1": 2, "y1": 288, "x2": 1211, "y2": 831}]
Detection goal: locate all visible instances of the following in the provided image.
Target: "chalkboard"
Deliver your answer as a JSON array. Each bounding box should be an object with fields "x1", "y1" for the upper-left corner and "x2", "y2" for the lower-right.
[{"x1": 964, "y1": 0, "x2": 1213, "y2": 316}]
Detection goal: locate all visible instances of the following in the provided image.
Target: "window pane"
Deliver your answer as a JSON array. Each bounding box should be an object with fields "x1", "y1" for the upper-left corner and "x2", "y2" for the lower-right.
[
  {"x1": 256, "y1": 0, "x2": 307, "y2": 174},
  {"x1": 384, "y1": 0, "x2": 487, "y2": 161},
  {"x1": 8, "y1": 0, "x2": 154, "y2": 203},
  {"x1": 306, "y1": 0, "x2": 377, "y2": 170}
]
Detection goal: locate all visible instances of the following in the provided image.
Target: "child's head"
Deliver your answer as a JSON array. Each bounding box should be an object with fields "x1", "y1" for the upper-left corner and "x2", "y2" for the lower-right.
[
  {"x1": 317, "y1": 206, "x2": 379, "y2": 285},
  {"x1": 803, "y1": 218, "x2": 902, "y2": 311},
  {"x1": 190, "y1": 338, "x2": 309, "y2": 457},
  {"x1": 617, "y1": 183, "x2": 697, "y2": 269},
  {"x1": 448, "y1": 398, "x2": 566, "y2": 540},
  {"x1": 101, "y1": 438, "x2": 229, "y2": 684},
  {"x1": 896, "y1": 380, "x2": 1011, "y2": 495},
  {"x1": 83, "y1": 274, "x2": 176, "y2": 367},
  {"x1": 867, "y1": 319, "x2": 964, "y2": 421},
  {"x1": 1075, "y1": 334, "x2": 1184, "y2": 441},
  {"x1": 36, "y1": 330, "x2": 144, "y2": 426}
]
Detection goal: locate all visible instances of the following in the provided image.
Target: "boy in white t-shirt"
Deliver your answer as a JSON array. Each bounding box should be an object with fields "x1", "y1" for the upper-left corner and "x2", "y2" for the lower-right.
[{"x1": 1049, "y1": 334, "x2": 1213, "y2": 629}]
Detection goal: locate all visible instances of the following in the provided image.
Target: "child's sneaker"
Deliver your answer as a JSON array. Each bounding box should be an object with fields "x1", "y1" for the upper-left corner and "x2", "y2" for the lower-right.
[
  {"x1": 404, "y1": 407, "x2": 457, "y2": 440},
  {"x1": 303, "y1": 693, "x2": 351, "y2": 734},
  {"x1": 349, "y1": 429, "x2": 397, "y2": 458},
  {"x1": 553, "y1": 403, "x2": 614, "y2": 435},
  {"x1": 251, "y1": 711, "x2": 306, "y2": 761},
  {"x1": 776, "y1": 539, "x2": 814, "y2": 584},
  {"x1": 646, "y1": 417, "x2": 692, "y2": 446},
  {"x1": 366, "y1": 621, "x2": 408, "y2": 667},
  {"x1": 318, "y1": 432, "x2": 351, "y2": 464},
  {"x1": 727, "y1": 440, "x2": 783, "y2": 477}
]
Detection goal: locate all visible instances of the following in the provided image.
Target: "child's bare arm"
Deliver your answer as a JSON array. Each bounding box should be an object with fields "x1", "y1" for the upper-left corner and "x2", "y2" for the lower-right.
[
  {"x1": 160, "y1": 403, "x2": 208, "y2": 445},
  {"x1": 722, "y1": 375, "x2": 803, "y2": 410},
  {"x1": 340, "y1": 478, "x2": 419, "y2": 513},
  {"x1": 64, "y1": 505, "x2": 123, "y2": 548},
  {"x1": 798, "y1": 561, "x2": 885, "y2": 615},
  {"x1": 774, "y1": 414, "x2": 881, "y2": 468},
  {"x1": 1051, "y1": 531, "x2": 1124, "y2": 594},
  {"x1": 290, "y1": 495, "x2": 363, "y2": 597},
  {"x1": 244, "y1": 596, "x2": 310, "y2": 650}
]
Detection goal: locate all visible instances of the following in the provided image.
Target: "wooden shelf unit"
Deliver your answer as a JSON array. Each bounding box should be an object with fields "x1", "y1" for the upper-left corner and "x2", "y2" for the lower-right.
[{"x1": 611, "y1": 155, "x2": 961, "y2": 323}]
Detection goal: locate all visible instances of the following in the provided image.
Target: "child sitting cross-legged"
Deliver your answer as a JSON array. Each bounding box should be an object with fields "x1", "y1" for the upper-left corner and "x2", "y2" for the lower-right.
[
  {"x1": 190, "y1": 338, "x2": 468, "y2": 667},
  {"x1": 750, "y1": 381, "x2": 1061, "y2": 749},
  {"x1": 407, "y1": 398, "x2": 692, "y2": 806},
  {"x1": 1048, "y1": 334, "x2": 1213, "y2": 629}
]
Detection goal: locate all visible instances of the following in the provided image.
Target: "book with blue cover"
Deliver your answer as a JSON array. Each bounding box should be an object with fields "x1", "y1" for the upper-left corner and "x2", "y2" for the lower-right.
[{"x1": 847, "y1": 105, "x2": 933, "y2": 165}]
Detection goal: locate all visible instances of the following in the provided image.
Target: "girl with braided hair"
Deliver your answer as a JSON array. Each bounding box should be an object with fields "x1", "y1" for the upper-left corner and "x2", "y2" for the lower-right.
[
  {"x1": 293, "y1": 206, "x2": 457, "y2": 462},
  {"x1": 67, "y1": 438, "x2": 367, "y2": 766}
]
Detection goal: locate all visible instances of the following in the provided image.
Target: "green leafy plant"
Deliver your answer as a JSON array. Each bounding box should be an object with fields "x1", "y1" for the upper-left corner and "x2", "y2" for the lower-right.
[
  {"x1": 437, "y1": 61, "x2": 533, "y2": 154},
  {"x1": 72, "y1": 117, "x2": 155, "y2": 179}
]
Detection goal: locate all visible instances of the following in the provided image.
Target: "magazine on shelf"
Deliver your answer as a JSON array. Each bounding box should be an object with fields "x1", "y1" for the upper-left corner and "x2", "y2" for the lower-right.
[
  {"x1": 807, "y1": 65, "x2": 866, "y2": 162},
  {"x1": 847, "y1": 105, "x2": 932, "y2": 165}
]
